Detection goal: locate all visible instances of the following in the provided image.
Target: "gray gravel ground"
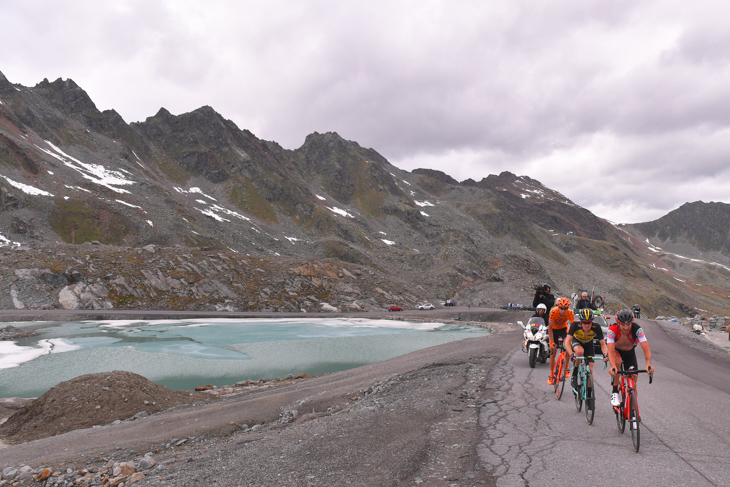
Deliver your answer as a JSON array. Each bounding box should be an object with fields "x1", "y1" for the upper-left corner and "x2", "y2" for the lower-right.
[{"x1": 0, "y1": 322, "x2": 521, "y2": 486}]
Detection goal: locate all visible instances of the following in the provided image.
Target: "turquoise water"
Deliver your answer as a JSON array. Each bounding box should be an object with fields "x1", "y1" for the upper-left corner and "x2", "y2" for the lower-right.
[{"x1": 0, "y1": 318, "x2": 489, "y2": 398}]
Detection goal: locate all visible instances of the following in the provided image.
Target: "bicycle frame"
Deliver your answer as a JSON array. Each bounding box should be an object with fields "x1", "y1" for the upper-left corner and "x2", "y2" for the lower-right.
[
  {"x1": 613, "y1": 369, "x2": 652, "y2": 452},
  {"x1": 617, "y1": 374, "x2": 639, "y2": 421},
  {"x1": 573, "y1": 356, "x2": 595, "y2": 424}
]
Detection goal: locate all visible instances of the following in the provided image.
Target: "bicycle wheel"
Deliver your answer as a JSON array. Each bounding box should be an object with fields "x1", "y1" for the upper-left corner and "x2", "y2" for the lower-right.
[
  {"x1": 615, "y1": 388, "x2": 626, "y2": 434},
  {"x1": 629, "y1": 389, "x2": 640, "y2": 452},
  {"x1": 574, "y1": 367, "x2": 583, "y2": 412},
  {"x1": 585, "y1": 371, "x2": 595, "y2": 425},
  {"x1": 555, "y1": 354, "x2": 566, "y2": 400},
  {"x1": 552, "y1": 353, "x2": 560, "y2": 394}
]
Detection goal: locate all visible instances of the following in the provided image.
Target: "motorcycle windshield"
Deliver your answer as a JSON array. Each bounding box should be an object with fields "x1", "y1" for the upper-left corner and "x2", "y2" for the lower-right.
[{"x1": 527, "y1": 317, "x2": 546, "y2": 327}]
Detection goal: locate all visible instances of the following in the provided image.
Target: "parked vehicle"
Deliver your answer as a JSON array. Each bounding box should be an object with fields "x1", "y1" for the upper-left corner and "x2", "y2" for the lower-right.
[
  {"x1": 388, "y1": 306, "x2": 403, "y2": 312},
  {"x1": 417, "y1": 303, "x2": 435, "y2": 310},
  {"x1": 518, "y1": 317, "x2": 550, "y2": 368},
  {"x1": 444, "y1": 299, "x2": 457, "y2": 307}
]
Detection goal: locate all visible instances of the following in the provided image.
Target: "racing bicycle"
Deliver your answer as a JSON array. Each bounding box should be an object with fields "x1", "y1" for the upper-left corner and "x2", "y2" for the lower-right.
[
  {"x1": 551, "y1": 338, "x2": 567, "y2": 400},
  {"x1": 571, "y1": 355, "x2": 596, "y2": 424},
  {"x1": 613, "y1": 368, "x2": 653, "y2": 452}
]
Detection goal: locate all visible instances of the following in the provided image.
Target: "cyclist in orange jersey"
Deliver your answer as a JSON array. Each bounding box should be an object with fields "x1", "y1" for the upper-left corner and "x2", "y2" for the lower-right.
[{"x1": 548, "y1": 296, "x2": 575, "y2": 385}]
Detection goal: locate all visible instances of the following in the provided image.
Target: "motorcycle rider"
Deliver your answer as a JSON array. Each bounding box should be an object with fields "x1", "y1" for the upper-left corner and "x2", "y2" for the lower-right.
[
  {"x1": 532, "y1": 303, "x2": 548, "y2": 321},
  {"x1": 632, "y1": 304, "x2": 641, "y2": 319},
  {"x1": 606, "y1": 309, "x2": 654, "y2": 407},
  {"x1": 533, "y1": 284, "x2": 555, "y2": 318},
  {"x1": 575, "y1": 292, "x2": 597, "y2": 310},
  {"x1": 547, "y1": 296, "x2": 574, "y2": 385}
]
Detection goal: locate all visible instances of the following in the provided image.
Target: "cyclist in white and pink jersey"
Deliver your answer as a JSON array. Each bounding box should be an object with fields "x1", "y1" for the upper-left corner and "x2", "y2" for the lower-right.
[{"x1": 606, "y1": 309, "x2": 654, "y2": 407}]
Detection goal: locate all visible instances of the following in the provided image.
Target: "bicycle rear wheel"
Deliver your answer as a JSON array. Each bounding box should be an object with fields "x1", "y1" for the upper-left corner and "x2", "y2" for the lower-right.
[
  {"x1": 615, "y1": 389, "x2": 626, "y2": 433},
  {"x1": 585, "y1": 372, "x2": 595, "y2": 425},
  {"x1": 629, "y1": 389, "x2": 640, "y2": 452},
  {"x1": 555, "y1": 354, "x2": 566, "y2": 400}
]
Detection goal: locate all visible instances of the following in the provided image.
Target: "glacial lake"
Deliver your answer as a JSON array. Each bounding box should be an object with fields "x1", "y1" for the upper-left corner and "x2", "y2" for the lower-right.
[{"x1": 0, "y1": 318, "x2": 490, "y2": 398}]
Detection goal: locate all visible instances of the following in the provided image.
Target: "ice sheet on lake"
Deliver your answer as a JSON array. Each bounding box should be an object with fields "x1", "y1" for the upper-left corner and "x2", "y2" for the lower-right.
[{"x1": 0, "y1": 328, "x2": 488, "y2": 398}]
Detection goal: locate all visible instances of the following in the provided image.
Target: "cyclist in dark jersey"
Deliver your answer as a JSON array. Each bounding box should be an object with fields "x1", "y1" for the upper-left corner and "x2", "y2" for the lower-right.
[
  {"x1": 606, "y1": 309, "x2": 654, "y2": 407},
  {"x1": 565, "y1": 308, "x2": 609, "y2": 408}
]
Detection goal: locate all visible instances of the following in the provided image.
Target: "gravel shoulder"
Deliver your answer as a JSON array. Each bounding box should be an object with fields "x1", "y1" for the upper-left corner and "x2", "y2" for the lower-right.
[{"x1": 652, "y1": 319, "x2": 730, "y2": 362}]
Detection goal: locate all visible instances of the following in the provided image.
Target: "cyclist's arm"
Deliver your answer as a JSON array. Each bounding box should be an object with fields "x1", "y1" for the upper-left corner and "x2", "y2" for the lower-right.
[
  {"x1": 548, "y1": 319, "x2": 555, "y2": 346},
  {"x1": 564, "y1": 334, "x2": 573, "y2": 358},
  {"x1": 598, "y1": 339, "x2": 609, "y2": 360},
  {"x1": 606, "y1": 341, "x2": 617, "y2": 373},
  {"x1": 639, "y1": 340, "x2": 653, "y2": 373}
]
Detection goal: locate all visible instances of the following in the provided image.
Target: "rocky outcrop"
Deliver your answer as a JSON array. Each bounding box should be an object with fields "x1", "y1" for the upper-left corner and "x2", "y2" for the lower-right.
[{"x1": 0, "y1": 245, "x2": 420, "y2": 313}]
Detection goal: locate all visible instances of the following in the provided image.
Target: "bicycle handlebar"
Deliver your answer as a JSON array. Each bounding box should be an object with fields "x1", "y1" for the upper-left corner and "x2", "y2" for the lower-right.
[{"x1": 616, "y1": 369, "x2": 654, "y2": 384}]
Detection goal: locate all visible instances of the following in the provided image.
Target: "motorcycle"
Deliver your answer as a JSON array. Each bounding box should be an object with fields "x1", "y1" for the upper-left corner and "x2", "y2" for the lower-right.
[{"x1": 518, "y1": 317, "x2": 549, "y2": 368}]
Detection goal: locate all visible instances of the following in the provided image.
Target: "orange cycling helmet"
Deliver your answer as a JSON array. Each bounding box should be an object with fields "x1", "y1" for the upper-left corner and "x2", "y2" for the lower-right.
[{"x1": 556, "y1": 297, "x2": 571, "y2": 309}]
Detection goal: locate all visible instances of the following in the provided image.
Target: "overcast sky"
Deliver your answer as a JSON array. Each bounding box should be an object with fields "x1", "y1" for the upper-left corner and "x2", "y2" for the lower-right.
[{"x1": 2, "y1": 0, "x2": 729, "y2": 223}]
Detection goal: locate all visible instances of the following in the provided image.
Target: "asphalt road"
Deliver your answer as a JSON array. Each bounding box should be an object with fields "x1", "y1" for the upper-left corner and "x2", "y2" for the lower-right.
[{"x1": 481, "y1": 318, "x2": 730, "y2": 486}]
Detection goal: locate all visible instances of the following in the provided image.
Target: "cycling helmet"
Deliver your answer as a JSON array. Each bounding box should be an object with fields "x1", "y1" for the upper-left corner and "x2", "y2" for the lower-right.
[
  {"x1": 536, "y1": 303, "x2": 547, "y2": 312},
  {"x1": 578, "y1": 308, "x2": 594, "y2": 322},
  {"x1": 556, "y1": 297, "x2": 571, "y2": 309},
  {"x1": 615, "y1": 309, "x2": 634, "y2": 324}
]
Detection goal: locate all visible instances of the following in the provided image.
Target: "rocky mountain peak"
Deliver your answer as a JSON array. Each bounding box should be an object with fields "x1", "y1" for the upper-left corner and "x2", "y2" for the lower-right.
[
  {"x1": 632, "y1": 200, "x2": 730, "y2": 257},
  {"x1": 411, "y1": 168, "x2": 459, "y2": 186},
  {"x1": 0, "y1": 70, "x2": 15, "y2": 94},
  {"x1": 35, "y1": 76, "x2": 99, "y2": 115}
]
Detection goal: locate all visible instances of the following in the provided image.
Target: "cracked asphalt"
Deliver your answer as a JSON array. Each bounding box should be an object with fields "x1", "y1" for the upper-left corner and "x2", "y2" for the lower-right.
[{"x1": 478, "y1": 319, "x2": 730, "y2": 486}]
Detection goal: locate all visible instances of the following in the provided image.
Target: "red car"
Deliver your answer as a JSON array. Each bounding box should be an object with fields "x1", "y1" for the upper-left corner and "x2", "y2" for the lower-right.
[{"x1": 388, "y1": 306, "x2": 403, "y2": 312}]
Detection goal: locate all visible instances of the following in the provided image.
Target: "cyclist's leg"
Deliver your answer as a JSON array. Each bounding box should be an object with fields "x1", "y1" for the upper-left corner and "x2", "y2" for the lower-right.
[
  {"x1": 554, "y1": 328, "x2": 567, "y2": 378},
  {"x1": 571, "y1": 343, "x2": 584, "y2": 388},
  {"x1": 583, "y1": 340, "x2": 595, "y2": 384},
  {"x1": 610, "y1": 350, "x2": 623, "y2": 406},
  {"x1": 621, "y1": 348, "x2": 640, "y2": 393},
  {"x1": 612, "y1": 350, "x2": 623, "y2": 383},
  {"x1": 586, "y1": 355, "x2": 595, "y2": 409},
  {"x1": 548, "y1": 330, "x2": 556, "y2": 384}
]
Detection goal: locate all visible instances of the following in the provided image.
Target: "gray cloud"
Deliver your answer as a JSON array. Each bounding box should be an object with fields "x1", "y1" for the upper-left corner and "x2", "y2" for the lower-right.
[{"x1": 2, "y1": 0, "x2": 729, "y2": 223}]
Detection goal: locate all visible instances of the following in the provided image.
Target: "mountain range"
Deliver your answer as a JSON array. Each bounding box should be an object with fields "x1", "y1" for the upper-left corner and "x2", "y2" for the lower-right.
[{"x1": 1, "y1": 70, "x2": 729, "y2": 317}]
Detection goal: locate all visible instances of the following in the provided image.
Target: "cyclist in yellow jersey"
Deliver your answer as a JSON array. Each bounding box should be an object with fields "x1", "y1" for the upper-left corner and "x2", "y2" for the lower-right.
[
  {"x1": 565, "y1": 308, "x2": 609, "y2": 409},
  {"x1": 548, "y1": 297, "x2": 574, "y2": 385}
]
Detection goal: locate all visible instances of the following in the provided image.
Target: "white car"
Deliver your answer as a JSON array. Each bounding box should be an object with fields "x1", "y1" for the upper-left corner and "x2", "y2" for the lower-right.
[{"x1": 417, "y1": 303, "x2": 435, "y2": 310}]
